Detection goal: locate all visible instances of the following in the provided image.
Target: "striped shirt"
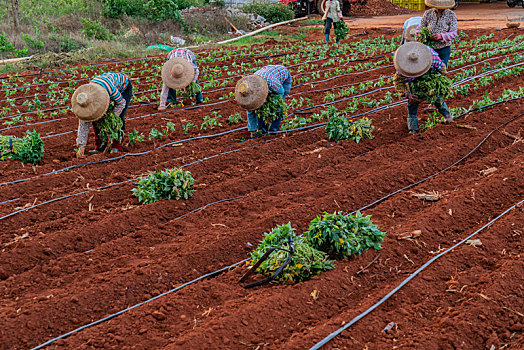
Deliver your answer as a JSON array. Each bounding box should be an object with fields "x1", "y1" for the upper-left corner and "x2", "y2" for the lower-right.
[
  {"x1": 91, "y1": 73, "x2": 130, "y2": 104},
  {"x1": 167, "y1": 48, "x2": 199, "y2": 81},
  {"x1": 254, "y1": 65, "x2": 292, "y2": 95}
]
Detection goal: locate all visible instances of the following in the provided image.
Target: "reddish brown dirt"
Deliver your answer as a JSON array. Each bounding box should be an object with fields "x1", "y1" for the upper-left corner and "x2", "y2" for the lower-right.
[
  {"x1": 352, "y1": 0, "x2": 415, "y2": 16},
  {"x1": 0, "y1": 27, "x2": 523, "y2": 350}
]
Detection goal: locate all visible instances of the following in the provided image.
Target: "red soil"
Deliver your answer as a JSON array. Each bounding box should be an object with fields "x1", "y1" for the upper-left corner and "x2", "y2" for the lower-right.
[{"x1": 0, "y1": 27, "x2": 523, "y2": 350}]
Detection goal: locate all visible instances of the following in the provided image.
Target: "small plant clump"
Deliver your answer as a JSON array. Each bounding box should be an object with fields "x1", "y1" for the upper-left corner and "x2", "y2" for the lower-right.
[
  {"x1": 304, "y1": 211, "x2": 385, "y2": 259},
  {"x1": 127, "y1": 129, "x2": 145, "y2": 146},
  {"x1": 334, "y1": 21, "x2": 349, "y2": 42},
  {"x1": 132, "y1": 168, "x2": 195, "y2": 204},
  {"x1": 0, "y1": 130, "x2": 44, "y2": 164},
  {"x1": 326, "y1": 111, "x2": 374, "y2": 143},
  {"x1": 93, "y1": 110, "x2": 124, "y2": 152},
  {"x1": 417, "y1": 27, "x2": 434, "y2": 47},
  {"x1": 410, "y1": 69, "x2": 453, "y2": 104},
  {"x1": 249, "y1": 223, "x2": 334, "y2": 283},
  {"x1": 180, "y1": 82, "x2": 201, "y2": 100},
  {"x1": 256, "y1": 93, "x2": 287, "y2": 125},
  {"x1": 348, "y1": 117, "x2": 374, "y2": 144}
]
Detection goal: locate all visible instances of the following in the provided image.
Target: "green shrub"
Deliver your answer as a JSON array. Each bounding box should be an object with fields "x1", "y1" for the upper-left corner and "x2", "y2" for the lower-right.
[
  {"x1": 242, "y1": 3, "x2": 294, "y2": 23},
  {"x1": 80, "y1": 18, "x2": 114, "y2": 40},
  {"x1": 250, "y1": 223, "x2": 334, "y2": 283},
  {"x1": 304, "y1": 211, "x2": 385, "y2": 259},
  {"x1": 0, "y1": 33, "x2": 15, "y2": 53},
  {"x1": 325, "y1": 110, "x2": 350, "y2": 142},
  {"x1": 102, "y1": 0, "x2": 185, "y2": 23},
  {"x1": 60, "y1": 35, "x2": 85, "y2": 52},
  {"x1": 21, "y1": 27, "x2": 44, "y2": 49},
  {"x1": 0, "y1": 130, "x2": 44, "y2": 164},
  {"x1": 132, "y1": 168, "x2": 195, "y2": 204}
]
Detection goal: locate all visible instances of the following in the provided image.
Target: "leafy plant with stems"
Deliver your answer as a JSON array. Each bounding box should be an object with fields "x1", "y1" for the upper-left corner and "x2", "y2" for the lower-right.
[
  {"x1": 180, "y1": 82, "x2": 201, "y2": 100},
  {"x1": 127, "y1": 129, "x2": 145, "y2": 146},
  {"x1": 0, "y1": 130, "x2": 44, "y2": 164},
  {"x1": 93, "y1": 110, "x2": 124, "y2": 152},
  {"x1": 228, "y1": 113, "x2": 243, "y2": 124},
  {"x1": 410, "y1": 69, "x2": 452, "y2": 104},
  {"x1": 132, "y1": 168, "x2": 195, "y2": 204},
  {"x1": 304, "y1": 211, "x2": 385, "y2": 259},
  {"x1": 256, "y1": 93, "x2": 287, "y2": 125}
]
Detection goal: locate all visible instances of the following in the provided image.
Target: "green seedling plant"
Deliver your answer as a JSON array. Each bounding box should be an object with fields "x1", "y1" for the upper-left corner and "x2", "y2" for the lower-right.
[
  {"x1": 148, "y1": 128, "x2": 164, "y2": 140},
  {"x1": 92, "y1": 110, "x2": 124, "y2": 152},
  {"x1": 200, "y1": 115, "x2": 222, "y2": 130},
  {"x1": 228, "y1": 113, "x2": 243, "y2": 124},
  {"x1": 132, "y1": 168, "x2": 195, "y2": 204},
  {"x1": 256, "y1": 93, "x2": 287, "y2": 125},
  {"x1": 127, "y1": 129, "x2": 145, "y2": 146},
  {"x1": 182, "y1": 122, "x2": 196, "y2": 133},
  {"x1": 0, "y1": 130, "x2": 44, "y2": 164}
]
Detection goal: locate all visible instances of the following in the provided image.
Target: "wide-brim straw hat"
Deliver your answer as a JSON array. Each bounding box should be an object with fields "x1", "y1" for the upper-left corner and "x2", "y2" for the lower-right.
[
  {"x1": 404, "y1": 24, "x2": 419, "y2": 42},
  {"x1": 71, "y1": 83, "x2": 110, "y2": 122},
  {"x1": 235, "y1": 75, "x2": 268, "y2": 111},
  {"x1": 161, "y1": 57, "x2": 195, "y2": 89},
  {"x1": 425, "y1": 0, "x2": 455, "y2": 9},
  {"x1": 393, "y1": 42, "x2": 432, "y2": 78}
]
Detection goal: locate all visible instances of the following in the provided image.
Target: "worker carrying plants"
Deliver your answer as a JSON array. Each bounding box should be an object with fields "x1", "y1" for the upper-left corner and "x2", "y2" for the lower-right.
[
  {"x1": 392, "y1": 42, "x2": 453, "y2": 134},
  {"x1": 159, "y1": 48, "x2": 202, "y2": 110},
  {"x1": 72, "y1": 72, "x2": 133, "y2": 158},
  {"x1": 418, "y1": 0, "x2": 457, "y2": 65},
  {"x1": 235, "y1": 65, "x2": 291, "y2": 138},
  {"x1": 401, "y1": 16, "x2": 422, "y2": 44},
  {"x1": 322, "y1": 0, "x2": 343, "y2": 44}
]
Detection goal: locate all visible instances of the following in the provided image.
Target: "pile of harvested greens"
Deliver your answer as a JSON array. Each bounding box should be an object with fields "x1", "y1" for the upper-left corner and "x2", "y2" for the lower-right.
[
  {"x1": 93, "y1": 109, "x2": 124, "y2": 152},
  {"x1": 334, "y1": 20, "x2": 349, "y2": 42},
  {"x1": 417, "y1": 27, "x2": 434, "y2": 47},
  {"x1": 256, "y1": 93, "x2": 287, "y2": 125},
  {"x1": 180, "y1": 82, "x2": 201, "y2": 100},
  {"x1": 0, "y1": 130, "x2": 44, "y2": 164},
  {"x1": 410, "y1": 69, "x2": 453, "y2": 104}
]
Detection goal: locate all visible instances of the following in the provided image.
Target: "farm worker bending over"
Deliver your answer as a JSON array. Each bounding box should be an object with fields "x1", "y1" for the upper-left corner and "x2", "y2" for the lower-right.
[
  {"x1": 235, "y1": 65, "x2": 292, "y2": 138},
  {"x1": 72, "y1": 72, "x2": 133, "y2": 158},
  {"x1": 159, "y1": 48, "x2": 202, "y2": 110},
  {"x1": 419, "y1": 0, "x2": 457, "y2": 65},
  {"x1": 322, "y1": 0, "x2": 343, "y2": 44},
  {"x1": 392, "y1": 42, "x2": 452, "y2": 134},
  {"x1": 401, "y1": 16, "x2": 422, "y2": 45}
]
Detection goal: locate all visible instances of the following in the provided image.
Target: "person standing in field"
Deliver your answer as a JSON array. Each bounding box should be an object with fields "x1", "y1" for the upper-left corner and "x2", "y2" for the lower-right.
[
  {"x1": 158, "y1": 48, "x2": 202, "y2": 110},
  {"x1": 235, "y1": 65, "x2": 292, "y2": 138},
  {"x1": 72, "y1": 72, "x2": 133, "y2": 158},
  {"x1": 401, "y1": 16, "x2": 423, "y2": 44},
  {"x1": 419, "y1": 0, "x2": 457, "y2": 65},
  {"x1": 322, "y1": 0, "x2": 343, "y2": 44},
  {"x1": 392, "y1": 42, "x2": 452, "y2": 134}
]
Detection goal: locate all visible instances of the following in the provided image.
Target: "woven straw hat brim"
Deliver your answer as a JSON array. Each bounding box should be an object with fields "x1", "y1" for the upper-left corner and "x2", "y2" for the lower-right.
[
  {"x1": 404, "y1": 25, "x2": 418, "y2": 42},
  {"x1": 393, "y1": 42, "x2": 432, "y2": 78},
  {"x1": 72, "y1": 83, "x2": 110, "y2": 122},
  {"x1": 425, "y1": 0, "x2": 455, "y2": 9},
  {"x1": 235, "y1": 75, "x2": 269, "y2": 111},
  {"x1": 162, "y1": 57, "x2": 195, "y2": 89}
]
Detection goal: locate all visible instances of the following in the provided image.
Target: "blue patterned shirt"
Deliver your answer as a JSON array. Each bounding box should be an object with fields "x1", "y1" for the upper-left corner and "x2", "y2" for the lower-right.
[
  {"x1": 91, "y1": 72, "x2": 130, "y2": 103},
  {"x1": 404, "y1": 46, "x2": 445, "y2": 82},
  {"x1": 254, "y1": 65, "x2": 292, "y2": 95}
]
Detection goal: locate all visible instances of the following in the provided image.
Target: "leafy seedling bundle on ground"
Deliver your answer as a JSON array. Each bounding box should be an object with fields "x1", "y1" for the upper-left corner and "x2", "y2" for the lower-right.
[
  {"x1": 0, "y1": 130, "x2": 44, "y2": 164},
  {"x1": 256, "y1": 93, "x2": 287, "y2": 125},
  {"x1": 92, "y1": 109, "x2": 124, "y2": 152},
  {"x1": 410, "y1": 69, "x2": 453, "y2": 104},
  {"x1": 326, "y1": 111, "x2": 375, "y2": 143},
  {"x1": 132, "y1": 167, "x2": 195, "y2": 204},
  {"x1": 334, "y1": 21, "x2": 349, "y2": 42}
]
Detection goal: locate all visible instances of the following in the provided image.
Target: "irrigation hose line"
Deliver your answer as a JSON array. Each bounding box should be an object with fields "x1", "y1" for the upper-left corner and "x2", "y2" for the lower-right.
[
  {"x1": 28, "y1": 110, "x2": 524, "y2": 349},
  {"x1": 309, "y1": 198, "x2": 524, "y2": 350},
  {"x1": 30, "y1": 257, "x2": 250, "y2": 350}
]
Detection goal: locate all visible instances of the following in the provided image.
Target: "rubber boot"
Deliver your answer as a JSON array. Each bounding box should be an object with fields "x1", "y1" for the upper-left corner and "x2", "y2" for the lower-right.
[
  {"x1": 407, "y1": 116, "x2": 419, "y2": 133},
  {"x1": 325, "y1": 34, "x2": 330, "y2": 43}
]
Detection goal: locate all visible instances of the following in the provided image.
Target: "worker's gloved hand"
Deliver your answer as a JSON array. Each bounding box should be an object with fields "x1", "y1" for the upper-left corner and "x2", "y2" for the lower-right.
[
  {"x1": 431, "y1": 33, "x2": 443, "y2": 41},
  {"x1": 76, "y1": 147, "x2": 86, "y2": 159},
  {"x1": 406, "y1": 92, "x2": 420, "y2": 104}
]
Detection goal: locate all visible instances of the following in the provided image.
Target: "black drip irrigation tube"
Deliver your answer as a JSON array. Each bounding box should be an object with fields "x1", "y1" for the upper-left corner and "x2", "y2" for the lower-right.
[
  {"x1": 28, "y1": 109, "x2": 524, "y2": 349},
  {"x1": 309, "y1": 198, "x2": 524, "y2": 350}
]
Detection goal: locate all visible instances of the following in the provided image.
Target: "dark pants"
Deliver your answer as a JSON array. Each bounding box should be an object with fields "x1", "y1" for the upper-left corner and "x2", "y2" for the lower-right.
[
  {"x1": 324, "y1": 18, "x2": 340, "y2": 44},
  {"x1": 435, "y1": 46, "x2": 451, "y2": 66},
  {"x1": 94, "y1": 82, "x2": 133, "y2": 151},
  {"x1": 407, "y1": 97, "x2": 450, "y2": 132},
  {"x1": 167, "y1": 80, "x2": 203, "y2": 105}
]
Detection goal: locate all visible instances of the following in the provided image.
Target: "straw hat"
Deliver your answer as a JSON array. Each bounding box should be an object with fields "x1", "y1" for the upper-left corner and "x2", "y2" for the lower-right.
[
  {"x1": 404, "y1": 25, "x2": 418, "y2": 42},
  {"x1": 235, "y1": 75, "x2": 269, "y2": 111},
  {"x1": 393, "y1": 42, "x2": 432, "y2": 78},
  {"x1": 71, "y1": 83, "x2": 110, "y2": 122},
  {"x1": 161, "y1": 57, "x2": 195, "y2": 89},
  {"x1": 425, "y1": 0, "x2": 455, "y2": 9}
]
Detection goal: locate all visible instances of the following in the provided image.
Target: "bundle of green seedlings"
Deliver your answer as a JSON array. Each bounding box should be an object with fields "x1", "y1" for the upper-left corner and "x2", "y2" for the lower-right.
[
  {"x1": 417, "y1": 27, "x2": 434, "y2": 47},
  {"x1": 132, "y1": 167, "x2": 195, "y2": 204},
  {"x1": 249, "y1": 223, "x2": 335, "y2": 283},
  {"x1": 304, "y1": 211, "x2": 385, "y2": 259},
  {"x1": 0, "y1": 130, "x2": 44, "y2": 164},
  {"x1": 410, "y1": 69, "x2": 453, "y2": 104},
  {"x1": 334, "y1": 21, "x2": 349, "y2": 42},
  {"x1": 93, "y1": 108, "x2": 124, "y2": 152},
  {"x1": 256, "y1": 93, "x2": 288, "y2": 125},
  {"x1": 180, "y1": 82, "x2": 201, "y2": 100},
  {"x1": 326, "y1": 111, "x2": 374, "y2": 143}
]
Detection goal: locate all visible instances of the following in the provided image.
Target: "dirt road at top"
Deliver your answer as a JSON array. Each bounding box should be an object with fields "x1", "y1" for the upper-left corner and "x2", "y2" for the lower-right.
[{"x1": 348, "y1": 2, "x2": 524, "y2": 29}]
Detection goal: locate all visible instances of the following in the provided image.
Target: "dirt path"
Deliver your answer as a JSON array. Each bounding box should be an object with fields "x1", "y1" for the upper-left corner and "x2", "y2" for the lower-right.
[{"x1": 348, "y1": 2, "x2": 524, "y2": 29}]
